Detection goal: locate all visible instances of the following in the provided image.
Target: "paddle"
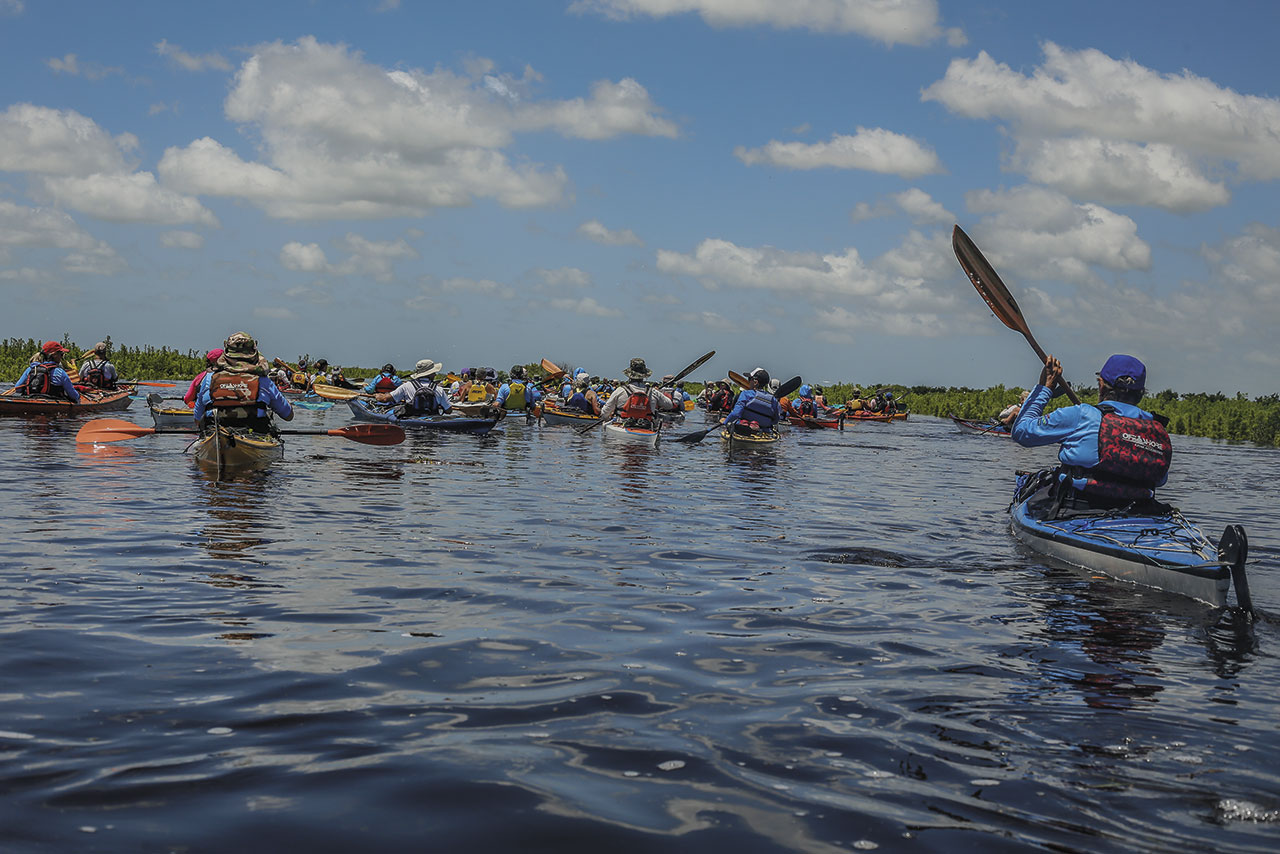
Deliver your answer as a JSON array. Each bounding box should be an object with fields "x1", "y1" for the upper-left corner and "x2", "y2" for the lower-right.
[
  {"x1": 1218, "y1": 524, "x2": 1254, "y2": 616},
  {"x1": 540, "y1": 358, "x2": 566, "y2": 381},
  {"x1": 575, "y1": 350, "x2": 716, "y2": 435},
  {"x1": 126, "y1": 381, "x2": 178, "y2": 388},
  {"x1": 76, "y1": 418, "x2": 405, "y2": 445},
  {"x1": 311, "y1": 383, "x2": 367, "y2": 401},
  {"x1": 671, "y1": 375, "x2": 801, "y2": 443},
  {"x1": 952, "y1": 225, "x2": 1081, "y2": 405}
]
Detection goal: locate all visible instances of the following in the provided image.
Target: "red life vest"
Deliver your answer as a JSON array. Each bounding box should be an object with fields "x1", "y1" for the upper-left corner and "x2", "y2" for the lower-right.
[
  {"x1": 795, "y1": 398, "x2": 816, "y2": 417},
  {"x1": 375, "y1": 374, "x2": 398, "y2": 392},
  {"x1": 18, "y1": 361, "x2": 59, "y2": 396},
  {"x1": 1076, "y1": 405, "x2": 1171, "y2": 502},
  {"x1": 618, "y1": 386, "x2": 653, "y2": 421},
  {"x1": 80, "y1": 358, "x2": 114, "y2": 389}
]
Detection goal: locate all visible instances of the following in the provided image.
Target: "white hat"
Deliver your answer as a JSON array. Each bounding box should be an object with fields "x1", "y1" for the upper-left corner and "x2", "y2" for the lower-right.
[{"x1": 411, "y1": 359, "x2": 442, "y2": 380}]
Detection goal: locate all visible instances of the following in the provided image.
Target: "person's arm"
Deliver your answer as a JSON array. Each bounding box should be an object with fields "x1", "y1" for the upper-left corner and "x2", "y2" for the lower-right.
[
  {"x1": 193, "y1": 374, "x2": 210, "y2": 423},
  {"x1": 494, "y1": 384, "x2": 509, "y2": 406},
  {"x1": 599, "y1": 388, "x2": 623, "y2": 421},
  {"x1": 56, "y1": 369, "x2": 81, "y2": 402},
  {"x1": 362, "y1": 376, "x2": 379, "y2": 393},
  {"x1": 722, "y1": 391, "x2": 750, "y2": 426},
  {"x1": 263, "y1": 380, "x2": 294, "y2": 421},
  {"x1": 183, "y1": 372, "x2": 205, "y2": 407},
  {"x1": 1010, "y1": 385, "x2": 1079, "y2": 446},
  {"x1": 652, "y1": 388, "x2": 676, "y2": 412}
]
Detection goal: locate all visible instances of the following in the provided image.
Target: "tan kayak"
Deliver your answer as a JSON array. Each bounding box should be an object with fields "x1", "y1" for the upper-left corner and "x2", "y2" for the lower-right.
[{"x1": 191, "y1": 425, "x2": 284, "y2": 474}]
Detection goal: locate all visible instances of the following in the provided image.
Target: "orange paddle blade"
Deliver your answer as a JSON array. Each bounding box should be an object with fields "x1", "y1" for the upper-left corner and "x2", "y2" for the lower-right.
[
  {"x1": 540, "y1": 358, "x2": 566, "y2": 380},
  {"x1": 76, "y1": 419, "x2": 158, "y2": 443},
  {"x1": 327, "y1": 424, "x2": 405, "y2": 445}
]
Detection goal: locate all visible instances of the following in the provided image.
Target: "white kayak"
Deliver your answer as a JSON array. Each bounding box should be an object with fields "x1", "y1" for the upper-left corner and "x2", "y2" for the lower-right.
[{"x1": 602, "y1": 420, "x2": 660, "y2": 446}]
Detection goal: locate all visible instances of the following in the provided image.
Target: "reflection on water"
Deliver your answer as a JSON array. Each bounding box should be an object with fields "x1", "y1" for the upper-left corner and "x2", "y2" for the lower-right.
[{"x1": 0, "y1": 412, "x2": 1276, "y2": 852}]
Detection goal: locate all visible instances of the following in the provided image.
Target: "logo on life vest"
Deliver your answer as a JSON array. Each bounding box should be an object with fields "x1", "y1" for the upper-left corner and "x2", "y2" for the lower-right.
[{"x1": 1121, "y1": 431, "x2": 1165, "y2": 453}]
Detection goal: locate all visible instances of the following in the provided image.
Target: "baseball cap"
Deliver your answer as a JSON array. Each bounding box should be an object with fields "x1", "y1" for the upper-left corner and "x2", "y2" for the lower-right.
[{"x1": 1098, "y1": 354, "x2": 1146, "y2": 392}]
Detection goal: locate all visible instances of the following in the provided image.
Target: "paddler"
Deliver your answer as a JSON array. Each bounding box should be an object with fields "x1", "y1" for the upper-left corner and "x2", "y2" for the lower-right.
[
  {"x1": 598, "y1": 357, "x2": 678, "y2": 427},
  {"x1": 14, "y1": 341, "x2": 81, "y2": 402},
  {"x1": 184, "y1": 348, "x2": 225, "y2": 407},
  {"x1": 77, "y1": 341, "x2": 119, "y2": 390},
  {"x1": 1011, "y1": 354, "x2": 1169, "y2": 508},
  {"x1": 193, "y1": 332, "x2": 294, "y2": 432},
  {"x1": 561, "y1": 376, "x2": 601, "y2": 415},
  {"x1": 493, "y1": 365, "x2": 541, "y2": 413},
  {"x1": 721, "y1": 367, "x2": 782, "y2": 435},
  {"x1": 376, "y1": 358, "x2": 451, "y2": 417},
  {"x1": 998, "y1": 390, "x2": 1031, "y2": 427},
  {"x1": 363, "y1": 363, "x2": 403, "y2": 394},
  {"x1": 792, "y1": 385, "x2": 821, "y2": 418}
]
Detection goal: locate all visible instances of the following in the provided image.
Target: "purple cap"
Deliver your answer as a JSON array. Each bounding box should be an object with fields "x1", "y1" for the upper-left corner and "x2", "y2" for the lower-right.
[{"x1": 1098, "y1": 354, "x2": 1146, "y2": 392}]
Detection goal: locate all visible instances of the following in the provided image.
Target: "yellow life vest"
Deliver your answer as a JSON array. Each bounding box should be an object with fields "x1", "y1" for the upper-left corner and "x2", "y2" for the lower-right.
[
  {"x1": 505, "y1": 381, "x2": 527, "y2": 410},
  {"x1": 466, "y1": 382, "x2": 489, "y2": 403},
  {"x1": 291, "y1": 370, "x2": 308, "y2": 387}
]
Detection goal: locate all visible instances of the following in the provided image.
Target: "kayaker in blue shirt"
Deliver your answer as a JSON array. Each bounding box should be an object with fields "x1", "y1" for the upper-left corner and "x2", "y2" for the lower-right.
[
  {"x1": 193, "y1": 332, "x2": 294, "y2": 432},
  {"x1": 494, "y1": 365, "x2": 541, "y2": 411},
  {"x1": 1012, "y1": 354, "x2": 1170, "y2": 505},
  {"x1": 363, "y1": 364, "x2": 403, "y2": 394},
  {"x1": 376, "y1": 359, "x2": 452, "y2": 417},
  {"x1": 78, "y1": 341, "x2": 120, "y2": 390},
  {"x1": 723, "y1": 367, "x2": 782, "y2": 434},
  {"x1": 15, "y1": 341, "x2": 81, "y2": 402}
]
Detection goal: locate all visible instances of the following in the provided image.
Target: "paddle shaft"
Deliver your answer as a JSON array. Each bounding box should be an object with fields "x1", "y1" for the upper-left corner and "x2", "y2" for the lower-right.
[
  {"x1": 575, "y1": 350, "x2": 716, "y2": 434},
  {"x1": 673, "y1": 375, "x2": 801, "y2": 443},
  {"x1": 952, "y1": 225, "x2": 1081, "y2": 405}
]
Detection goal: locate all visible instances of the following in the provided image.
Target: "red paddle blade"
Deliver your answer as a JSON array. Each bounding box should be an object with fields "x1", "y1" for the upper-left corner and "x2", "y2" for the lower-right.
[
  {"x1": 329, "y1": 424, "x2": 405, "y2": 445},
  {"x1": 76, "y1": 419, "x2": 156, "y2": 443}
]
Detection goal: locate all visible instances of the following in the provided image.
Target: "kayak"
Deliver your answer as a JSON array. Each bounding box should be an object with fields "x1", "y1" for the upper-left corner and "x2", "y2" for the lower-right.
[
  {"x1": 293, "y1": 398, "x2": 335, "y2": 410},
  {"x1": 787, "y1": 414, "x2": 843, "y2": 429},
  {"x1": 950, "y1": 414, "x2": 1012, "y2": 437},
  {"x1": 846, "y1": 410, "x2": 908, "y2": 423},
  {"x1": 347, "y1": 398, "x2": 502, "y2": 435},
  {"x1": 190, "y1": 425, "x2": 284, "y2": 474},
  {"x1": 541, "y1": 404, "x2": 599, "y2": 427},
  {"x1": 603, "y1": 420, "x2": 660, "y2": 446},
  {"x1": 722, "y1": 428, "x2": 781, "y2": 450},
  {"x1": 0, "y1": 386, "x2": 133, "y2": 417},
  {"x1": 1010, "y1": 478, "x2": 1251, "y2": 610},
  {"x1": 148, "y1": 397, "x2": 194, "y2": 429}
]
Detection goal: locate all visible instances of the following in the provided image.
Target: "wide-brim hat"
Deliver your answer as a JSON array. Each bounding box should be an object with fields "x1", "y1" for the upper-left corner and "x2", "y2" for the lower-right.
[
  {"x1": 623, "y1": 357, "x2": 652, "y2": 380},
  {"x1": 411, "y1": 359, "x2": 443, "y2": 380}
]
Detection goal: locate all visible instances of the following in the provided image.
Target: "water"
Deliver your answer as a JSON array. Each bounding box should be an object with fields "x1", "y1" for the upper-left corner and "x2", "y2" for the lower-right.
[{"x1": 1, "y1": 401, "x2": 1276, "y2": 853}]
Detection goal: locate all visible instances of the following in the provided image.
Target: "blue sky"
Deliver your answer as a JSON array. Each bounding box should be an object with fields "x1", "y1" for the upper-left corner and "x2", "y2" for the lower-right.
[{"x1": 3, "y1": 0, "x2": 1279, "y2": 394}]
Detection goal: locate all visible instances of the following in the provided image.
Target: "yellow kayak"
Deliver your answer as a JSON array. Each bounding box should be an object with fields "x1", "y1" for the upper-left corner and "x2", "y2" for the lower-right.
[{"x1": 191, "y1": 425, "x2": 284, "y2": 474}]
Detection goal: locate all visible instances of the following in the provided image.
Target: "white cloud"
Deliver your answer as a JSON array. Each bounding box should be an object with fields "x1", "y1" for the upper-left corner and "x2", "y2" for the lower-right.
[
  {"x1": 536, "y1": 267, "x2": 593, "y2": 288},
  {"x1": 0, "y1": 200, "x2": 124, "y2": 275},
  {"x1": 964, "y1": 186, "x2": 1151, "y2": 282},
  {"x1": 891, "y1": 188, "x2": 953, "y2": 224},
  {"x1": 735, "y1": 127, "x2": 943, "y2": 178},
  {"x1": 254, "y1": 307, "x2": 297, "y2": 320},
  {"x1": 1011, "y1": 138, "x2": 1230, "y2": 213},
  {"x1": 0, "y1": 104, "x2": 216, "y2": 225},
  {"x1": 569, "y1": 0, "x2": 958, "y2": 47},
  {"x1": 1, "y1": 1, "x2": 24, "y2": 16},
  {"x1": 923, "y1": 42, "x2": 1280, "y2": 210},
  {"x1": 161, "y1": 230, "x2": 205, "y2": 250},
  {"x1": 578, "y1": 219, "x2": 643, "y2": 246},
  {"x1": 159, "y1": 38, "x2": 675, "y2": 219},
  {"x1": 34, "y1": 172, "x2": 219, "y2": 226},
  {"x1": 439, "y1": 276, "x2": 517, "y2": 300},
  {"x1": 45, "y1": 53, "x2": 122, "y2": 80},
  {"x1": 154, "y1": 39, "x2": 231, "y2": 72},
  {"x1": 549, "y1": 296, "x2": 623, "y2": 317},
  {"x1": 279, "y1": 233, "x2": 417, "y2": 280}
]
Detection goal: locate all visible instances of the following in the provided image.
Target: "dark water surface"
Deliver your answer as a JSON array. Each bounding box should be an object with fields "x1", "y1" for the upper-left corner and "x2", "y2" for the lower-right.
[{"x1": 1, "y1": 402, "x2": 1277, "y2": 853}]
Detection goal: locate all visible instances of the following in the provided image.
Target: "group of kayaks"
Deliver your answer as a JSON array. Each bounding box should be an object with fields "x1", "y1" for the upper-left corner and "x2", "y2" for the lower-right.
[{"x1": 1, "y1": 373, "x2": 1254, "y2": 615}]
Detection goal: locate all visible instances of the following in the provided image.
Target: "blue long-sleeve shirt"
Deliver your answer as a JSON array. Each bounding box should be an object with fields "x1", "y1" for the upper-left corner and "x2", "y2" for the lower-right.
[
  {"x1": 1011, "y1": 385, "x2": 1168, "y2": 490},
  {"x1": 193, "y1": 373, "x2": 293, "y2": 423},
  {"x1": 495, "y1": 381, "x2": 542, "y2": 409},
  {"x1": 15, "y1": 363, "x2": 81, "y2": 402},
  {"x1": 723, "y1": 389, "x2": 781, "y2": 430}
]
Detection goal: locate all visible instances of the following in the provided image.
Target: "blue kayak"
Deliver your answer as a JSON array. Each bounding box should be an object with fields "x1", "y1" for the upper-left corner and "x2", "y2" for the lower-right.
[
  {"x1": 346, "y1": 398, "x2": 501, "y2": 435},
  {"x1": 1010, "y1": 475, "x2": 1251, "y2": 610}
]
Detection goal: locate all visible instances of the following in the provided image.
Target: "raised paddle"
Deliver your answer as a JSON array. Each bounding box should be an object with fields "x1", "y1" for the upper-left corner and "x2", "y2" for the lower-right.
[
  {"x1": 540, "y1": 358, "x2": 567, "y2": 381},
  {"x1": 671, "y1": 375, "x2": 802, "y2": 443},
  {"x1": 575, "y1": 350, "x2": 716, "y2": 435},
  {"x1": 76, "y1": 418, "x2": 405, "y2": 446},
  {"x1": 311, "y1": 383, "x2": 367, "y2": 401},
  {"x1": 952, "y1": 225, "x2": 1081, "y2": 405}
]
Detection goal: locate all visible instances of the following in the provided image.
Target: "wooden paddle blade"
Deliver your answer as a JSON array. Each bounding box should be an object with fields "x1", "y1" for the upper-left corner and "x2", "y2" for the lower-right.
[
  {"x1": 311, "y1": 383, "x2": 362, "y2": 400},
  {"x1": 540, "y1": 358, "x2": 566, "y2": 380},
  {"x1": 953, "y1": 225, "x2": 1029, "y2": 335},
  {"x1": 329, "y1": 424, "x2": 406, "y2": 445},
  {"x1": 669, "y1": 350, "x2": 715, "y2": 386},
  {"x1": 728, "y1": 370, "x2": 750, "y2": 388},
  {"x1": 76, "y1": 419, "x2": 157, "y2": 443}
]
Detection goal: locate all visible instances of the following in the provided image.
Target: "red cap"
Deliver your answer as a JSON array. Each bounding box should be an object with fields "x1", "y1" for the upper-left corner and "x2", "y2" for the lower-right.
[
  {"x1": 41, "y1": 341, "x2": 67, "y2": 355},
  {"x1": 206, "y1": 348, "x2": 225, "y2": 362}
]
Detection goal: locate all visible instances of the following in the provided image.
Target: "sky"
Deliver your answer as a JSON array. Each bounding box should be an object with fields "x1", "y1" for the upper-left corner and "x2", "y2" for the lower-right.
[{"x1": 2, "y1": 0, "x2": 1279, "y2": 394}]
